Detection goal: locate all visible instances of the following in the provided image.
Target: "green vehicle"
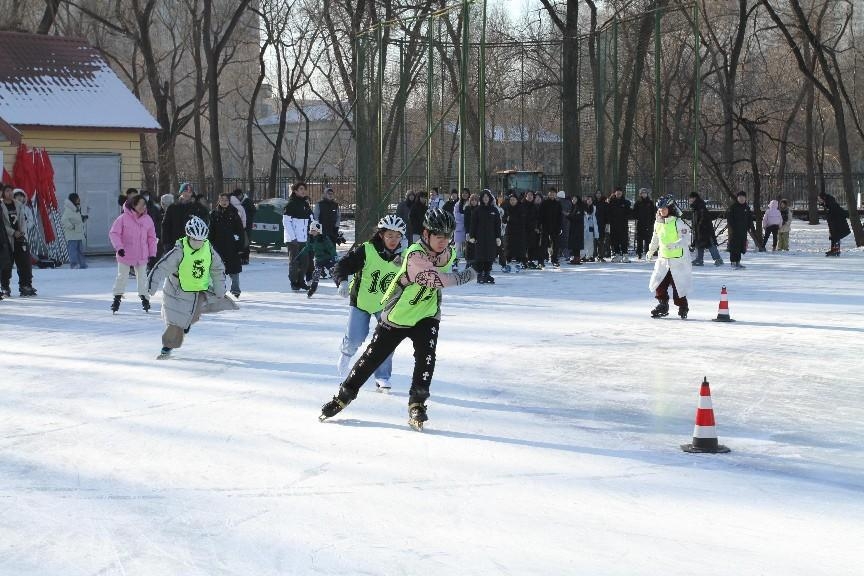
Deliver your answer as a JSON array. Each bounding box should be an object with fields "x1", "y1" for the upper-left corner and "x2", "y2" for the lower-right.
[
  {"x1": 497, "y1": 170, "x2": 544, "y2": 195},
  {"x1": 249, "y1": 198, "x2": 288, "y2": 252}
]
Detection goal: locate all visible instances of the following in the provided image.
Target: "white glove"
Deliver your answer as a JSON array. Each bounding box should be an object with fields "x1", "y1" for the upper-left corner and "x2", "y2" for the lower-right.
[
  {"x1": 337, "y1": 282, "x2": 349, "y2": 298},
  {"x1": 495, "y1": 238, "x2": 502, "y2": 247},
  {"x1": 467, "y1": 236, "x2": 476, "y2": 244},
  {"x1": 233, "y1": 234, "x2": 240, "y2": 241}
]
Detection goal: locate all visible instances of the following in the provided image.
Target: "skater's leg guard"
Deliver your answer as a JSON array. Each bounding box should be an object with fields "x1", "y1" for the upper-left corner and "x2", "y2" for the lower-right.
[
  {"x1": 162, "y1": 325, "x2": 186, "y2": 349},
  {"x1": 407, "y1": 318, "x2": 439, "y2": 405}
]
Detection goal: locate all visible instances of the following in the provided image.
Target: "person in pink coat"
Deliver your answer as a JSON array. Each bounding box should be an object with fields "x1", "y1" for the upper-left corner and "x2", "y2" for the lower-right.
[{"x1": 109, "y1": 193, "x2": 157, "y2": 313}]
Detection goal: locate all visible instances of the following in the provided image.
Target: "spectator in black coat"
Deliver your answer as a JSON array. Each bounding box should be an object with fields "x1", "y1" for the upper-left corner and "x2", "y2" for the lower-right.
[
  {"x1": 606, "y1": 187, "x2": 632, "y2": 261},
  {"x1": 408, "y1": 192, "x2": 428, "y2": 243},
  {"x1": 539, "y1": 190, "x2": 563, "y2": 266},
  {"x1": 634, "y1": 188, "x2": 656, "y2": 260},
  {"x1": 209, "y1": 192, "x2": 245, "y2": 297},
  {"x1": 396, "y1": 191, "x2": 415, "y2": 244},
  {"x1": 314, "y1": 187, "x2": 341, "y2": 245},
  {"x1": 142, "y1": 190, "x2": 162, "y2": 270},
  {"x1": 462, "y1": 193, "x2": 479, "y2": 268},
  {"x1": 567, "y1": 197, "x2": 585, "y2": 264},
  {"x1": 468, "y1": 189, "x2": 501, "y2": 283},
  {"x1": 687, "y1": 192, "x2": 723, "y2": 266},
  {"x1": 503, "y1": 194, "x2": 527, "y2": 266},
  {"x1": 726, "y1": 191, "x2": 754, "y2": 269},
  {"x1": 160, "y1": 183, "x2": 210, "y2": 249},
  {"x1": 522, "y1": 191, "x2": 542, "y2": 267},
  {"x1": 234, "y1": 188, "x2": 256, "y2": 264},
  {"x1": 818, "y1": 192, "x2": 852, "y2": 256}
]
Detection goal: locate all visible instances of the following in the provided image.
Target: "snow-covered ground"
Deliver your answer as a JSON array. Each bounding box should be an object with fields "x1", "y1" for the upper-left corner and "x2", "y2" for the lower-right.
[{"x1": 1, "y1": 223, "x2": 862, "y2": 575}]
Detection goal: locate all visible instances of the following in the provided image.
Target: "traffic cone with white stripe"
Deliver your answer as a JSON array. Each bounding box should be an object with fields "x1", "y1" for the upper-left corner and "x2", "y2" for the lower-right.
[
  {"x1": 712, "y1": 285, "x2": 735, "y2": 322},
  {"x1": 681, "y1": 377, "x2": 730, "y2": 453}
]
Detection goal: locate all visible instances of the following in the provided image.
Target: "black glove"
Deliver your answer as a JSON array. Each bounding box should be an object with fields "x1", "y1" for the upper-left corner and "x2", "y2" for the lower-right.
[{"x1": 117, "y1": 249, "x2": 125, "y2": 257}]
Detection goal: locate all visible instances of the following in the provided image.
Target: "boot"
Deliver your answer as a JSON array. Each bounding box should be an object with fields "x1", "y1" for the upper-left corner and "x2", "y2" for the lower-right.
[
  {"x1": 19, "y1": 285, "x2": 37, "y2": 297},
  {"x1": 1, "y1": 285, "x2": 10, "y2": 298},
  {"x1": 140, "y1": 295, "x2": 151, "y2": 312},
  {"x1": 408, "y1": 403, "x2": 428, "y2": 431},
  {"x1": 485, "y1": 271, "x2": 496, "y2": 284},
  {"x1": 476, "y1": 270, "x2": 486, "y2": 283},
  {"x1": 678, "y1": 304, "x2": 689, "y2": 320},
  {"x1": 110, "y1": 294, "x2": 122, "y2": 313},
  {"x1": 713, "y1": 258, "x2": 724, "y2": 266},
  {"x1": 650, "y1": 299, "x2": 669, "y2": 318},
  {"x1": 319, "y1": 393, "x2": 352, "y2": 421}
]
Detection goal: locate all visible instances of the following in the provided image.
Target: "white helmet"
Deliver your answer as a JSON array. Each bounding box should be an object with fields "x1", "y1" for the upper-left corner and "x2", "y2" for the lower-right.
[
  {"x1": 309, "y1": 220, "x2": 323, "y2": 234},
  {"x1": 185, "y1": 215, "x2": 209, "y2": 240},
  {"x1": 377, "y1": 214, "x2": 406, "y2": 235}
]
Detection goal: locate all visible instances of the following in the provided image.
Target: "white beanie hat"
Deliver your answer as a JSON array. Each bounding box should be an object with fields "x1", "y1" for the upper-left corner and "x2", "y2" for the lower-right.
[{"x1": 556, "y1": 190, "x2": 566, "y2": 199}]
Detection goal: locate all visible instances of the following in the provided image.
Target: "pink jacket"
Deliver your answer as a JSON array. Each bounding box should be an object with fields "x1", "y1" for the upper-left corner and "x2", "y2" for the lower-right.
[
  {"x1": 763, "y1": 200, "x2": 783, "y2": 228},
  {"x1": 109, "y1": 207, "x2": 157, "y2": 266}
]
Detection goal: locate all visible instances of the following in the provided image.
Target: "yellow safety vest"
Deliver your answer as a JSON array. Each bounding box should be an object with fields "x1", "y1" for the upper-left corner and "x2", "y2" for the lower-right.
[
  {"x1": 178, "y1": 238, "x2": 212, "y2": 291},
  {"x1": 655, "y1": 217, "x2": 684, "y2": 259}
]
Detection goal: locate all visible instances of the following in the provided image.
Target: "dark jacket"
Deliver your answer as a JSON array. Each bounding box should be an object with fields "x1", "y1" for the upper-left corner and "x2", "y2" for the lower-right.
[
  {"x1": 606, "y1": 196, "x2": 632, "y2": 232},
  {"x1": 568, "y1": 199, "x2": 586, "y2": 252},
  {"x1": 409, "y1": 201, "x2": 427, "y2": 237},
  {"x1": 162, "y1": 200, "x2": 210, "y2": 247},
  {"x1": 314, "y1": 197, "x2": 340, "y2": 242},
  {"x1": 726, "y1": 201, "x2": 754, "y2": 253},
  {"x1": 333, "y1": 234, "x2": 400, "y2": 309},
  {"x1": 593, "y1": 197, "x2": 608, "y2": 233},
  {"x1": 241, "y1": 197, "x2": 256, "y2": 234},
  {"x1": 503, "y1": 201, "x2": 527, "y2": 259},
  {"x1": 470, "y1": 193, "x2": 502, "y2": 263},
  {"x1": 820, "y1": 194, "x2": 852, "y2": 241},
  {"x1": 283, "y1": 193, "x2": 313, "y2": 220},
  {"x1": 396, "y1": 197, "x2": 414, "y2": 238},
  {"x1": 146, "y1": 200, "x2": 163, "y2": 239},
  {"x1": 208, "y1": 204, "x2": 245, "y2": 275},
  {"x1": 463, "y1": 204, "x2": 476, "y2": 236},
  {"x1": 634, "y1": 197, "x2": 656, "y2": 232},
  {"x1": 0, "y1": 212, "x2": 11, "y2": 271},
  {"x1": 689, "y1": 197, "x2": 716, "y2": 248},
  {"x1": 539, "y1": 197, "x2": 562, "y2": 236}
]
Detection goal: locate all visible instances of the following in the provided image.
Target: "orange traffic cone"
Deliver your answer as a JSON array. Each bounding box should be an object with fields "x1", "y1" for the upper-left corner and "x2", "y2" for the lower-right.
[
  {"x1": 681, "y1": 377, "x2": 730, "y2": 453},
  {"x1": 712, "y1": 285, "x2": 735, "y2": 322}
]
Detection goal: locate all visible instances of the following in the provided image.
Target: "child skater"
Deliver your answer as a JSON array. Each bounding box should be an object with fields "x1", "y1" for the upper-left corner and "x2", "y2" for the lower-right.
[
  {"x1": 320, "y1": 209, "x2": 475, "y2": 430},
  {"x1": 298, "y1": 220, "x2": 337, "y2": 297},
  {"x1": 646, "y1": 195, "x2": 693, "y2": 320},
  {"x1": 332, "y1": 215, "x2": 406, "y2": 391},
  {"x1": 147, "y1": 216, "x2": 238, "y2": 359}
]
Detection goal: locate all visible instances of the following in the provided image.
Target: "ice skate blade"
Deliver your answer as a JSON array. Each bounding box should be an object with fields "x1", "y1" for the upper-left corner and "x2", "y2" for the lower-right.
[
  {"x1": 408, "y1": 419, "x2": 424, "y2": 431},
  {"x1": 318, "y1": 414, "x2": 329, "y2": 422}
]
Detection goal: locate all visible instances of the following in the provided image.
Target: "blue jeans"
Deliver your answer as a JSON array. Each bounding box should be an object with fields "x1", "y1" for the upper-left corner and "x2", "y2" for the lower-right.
[
  {"x1": 67, "y1": 240, "x2": 88, "y2": 268},
  {"x1": 340, "y1": 306, "x2": 392, "y2": 380},
  {"x1": 694, "y1": 243, "x2": 721, "y2": 264}
]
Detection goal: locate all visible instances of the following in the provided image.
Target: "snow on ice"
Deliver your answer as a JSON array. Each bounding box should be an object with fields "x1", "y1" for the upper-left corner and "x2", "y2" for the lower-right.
[{"x1": 0, "y1": 223, "x2": 862, "y2": 575}]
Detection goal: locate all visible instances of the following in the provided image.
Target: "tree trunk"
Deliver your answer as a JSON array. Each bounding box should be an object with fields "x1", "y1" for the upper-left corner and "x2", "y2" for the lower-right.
[
  {"x1": 560, "y1": 0, "x2": 581, "y2": 197},
  {"x1": 36, "y1": 0, "x2": 61, "y2": 34}
]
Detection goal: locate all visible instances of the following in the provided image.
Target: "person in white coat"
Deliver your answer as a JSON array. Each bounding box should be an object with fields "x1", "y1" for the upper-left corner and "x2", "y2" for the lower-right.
[{"x1": 646, "y1": 195, "x2": 692, "y2": 319}]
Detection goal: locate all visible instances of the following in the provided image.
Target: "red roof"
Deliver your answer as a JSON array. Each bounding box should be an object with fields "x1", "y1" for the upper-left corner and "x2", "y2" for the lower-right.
[{"x1": 0, "y1": 31, "x2": 159, "y2": 131}]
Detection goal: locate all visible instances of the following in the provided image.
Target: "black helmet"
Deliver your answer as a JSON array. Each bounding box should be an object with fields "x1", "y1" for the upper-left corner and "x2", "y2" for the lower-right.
[
  {"x1": 655, "y1": 194, "x2": 675, "y2": 209},
  {"x1": 423, "y1": 208, "x2": 456, "y2": 235}
]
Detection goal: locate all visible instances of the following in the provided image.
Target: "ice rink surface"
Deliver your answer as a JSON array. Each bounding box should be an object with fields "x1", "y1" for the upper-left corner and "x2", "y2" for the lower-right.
[{"x1": 1, "y1": 223, "x2": 862, "y2": 575}]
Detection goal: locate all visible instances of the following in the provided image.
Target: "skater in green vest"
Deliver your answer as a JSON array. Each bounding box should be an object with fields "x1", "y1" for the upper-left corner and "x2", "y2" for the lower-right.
[
  {"x1": 332, "y1": 214, "x2": 407, "y2": 391},
  {"x1": 646, "y1": 196, "x2": 693, "y2": 319},
  {"x1": 147, "y1": 216, "x2": 238, "y2": 359},
  {"x1": 297, "y1": 220, "x2": 338, "y2": 297},
  {"x1": 320, "y1": 209, "x2": 476, "y2": 429}
]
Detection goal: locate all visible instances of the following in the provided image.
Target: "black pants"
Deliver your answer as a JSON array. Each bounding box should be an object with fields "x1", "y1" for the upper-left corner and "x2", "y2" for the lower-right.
[
  {"x1": 728, "y1": 238, "x2": 744, "y2": 264},
  {"x1": 762, "y1": 225, "x2": 779, "y2": 251},
  {"x1": 610, "y1": 225, "x2": 629, "y2": 255},
  {"x1": 635, "y1": 227, "x2": 652, "y2": 258},
  {"x1": 286, "y1": 241, "x2": 309, "y2": 288},
  {"x1": 1, "y1": 240, "x2": 33, "y2": 289},
  {"x1": 339, "y1": 317, "x2": 440, "y2": 406},
  {"x1": 473, "y1": 260, "x2": 493, "y2": 275},
  {"x1": 655, "y1": 270, "x2": 688, "y2": 308},
  {"x1": 540, "y1": 231, "x2": 560, "y2": 264}
]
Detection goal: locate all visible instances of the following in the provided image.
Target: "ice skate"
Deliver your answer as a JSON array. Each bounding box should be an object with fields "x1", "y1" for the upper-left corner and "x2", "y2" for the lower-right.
[
  {"x1": 691, "y1": 259, "x2": 704, "y2": 266},
  {"x1": 19, "y1": 285, "x2": 37, "y2": 297},
  {"x1": 307, "y1": 279, "x2": 319, "y2": 298},
  {"x1": 1, "y1": 285, "x2": 10, "y2": 298},
  {"x1": 157, "y1": 346, "x2": 172, "y2": 359},
  {"x1": 678, "y1": 306, "x2": 689, "y2": 320},
  {"x1": 110, "y1": 294, "x2": 122, "y2": 313},
  {"x1": 319, "y1": 395, "x2": 350, "y2": 422},
  {"x1": 485, "y1": 273, "x2": 495, "y2": 284},
  {"x1": 375, "y1": 379, "x2": 392, "y2": 393},
  {"x1": 714, "y1": 258, "x2": 724, "y2": 266},
  {"x1": 650, "y1": 300, "x2": 669, "y2": 318},
  {"x1": 140, "y1": 295, "x2": 150, "y2": 312},
  {"x1": 231, "y1": 290, "x2": 241, "y2": 298},
  {"x1": 408, "y1": 403, "x2": 428, "y2": 431}
]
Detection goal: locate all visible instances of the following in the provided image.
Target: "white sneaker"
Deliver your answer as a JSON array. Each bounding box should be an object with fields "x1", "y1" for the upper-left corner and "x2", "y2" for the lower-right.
[
  {"x1": 337, "y1": 354, "x2": 351, "y2": 377},
  {"x1": 375, "y1": 379, "x2": 391, "y2": 393}
]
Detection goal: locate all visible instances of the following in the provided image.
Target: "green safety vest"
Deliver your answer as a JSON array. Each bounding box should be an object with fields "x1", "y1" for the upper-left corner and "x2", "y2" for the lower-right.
[
  {"x1": 655, "y1": 217, "x2": 684, "y2": 259},
  {"x1": 382, "y1": 242, "x2": 455, "y2": 327},
  {"x1": 352, "y1": 242, "x2": 400, "y2": 314},
  {"x1": 178, "y1": 238, "x2": 213, "y2": 292}
]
